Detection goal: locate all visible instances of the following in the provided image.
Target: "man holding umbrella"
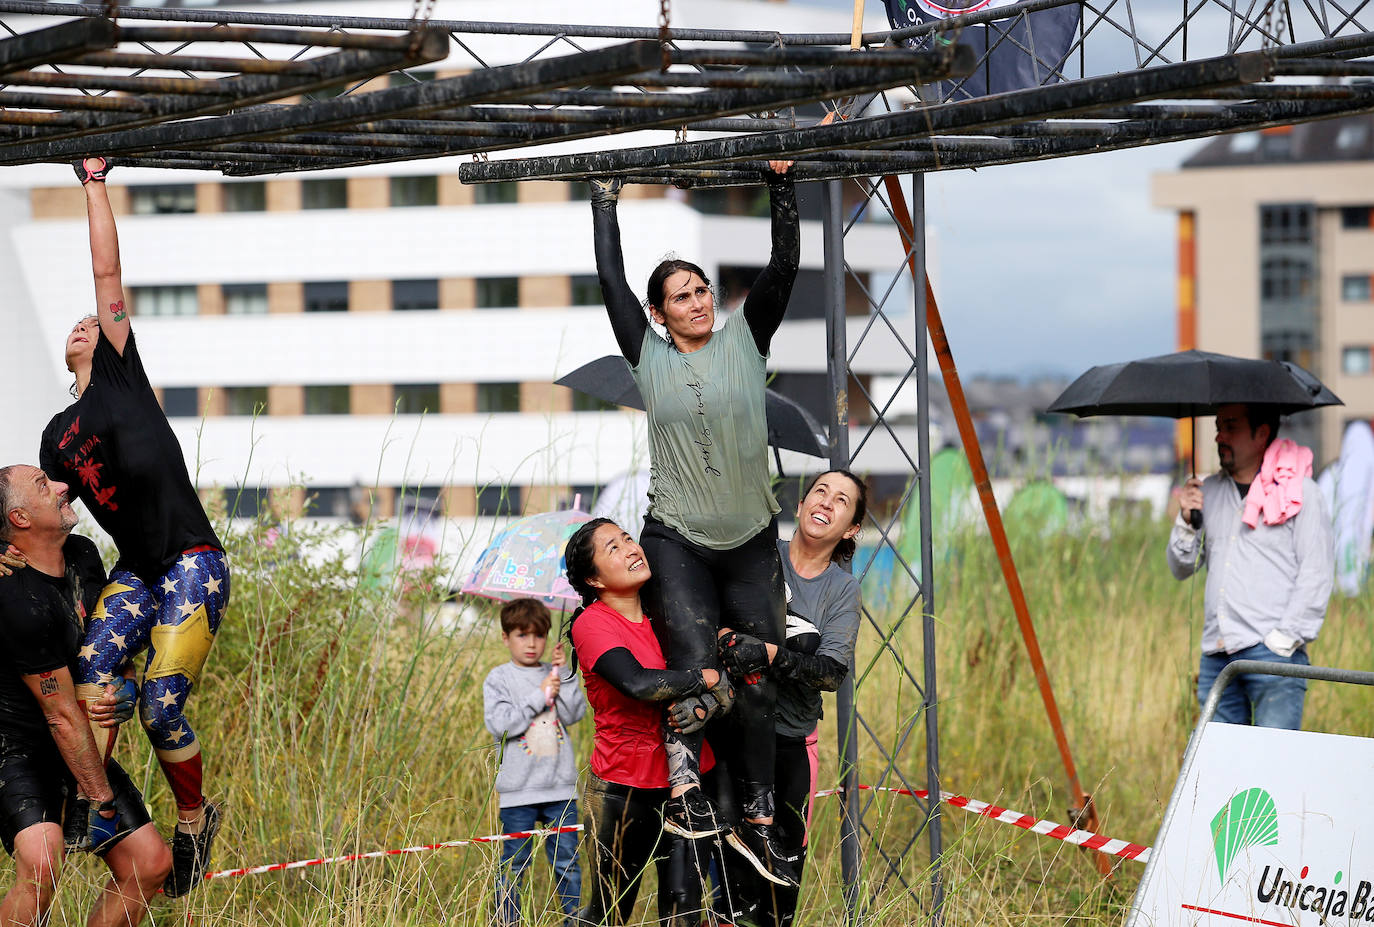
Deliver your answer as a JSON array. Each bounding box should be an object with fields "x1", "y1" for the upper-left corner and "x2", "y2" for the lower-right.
[
  {"x1": 1167, "y1": 403, "x2": 1334, "y2": 730},
  {"x1": 1051, "y1": 350, "x2": 1341, "y2": 731}
]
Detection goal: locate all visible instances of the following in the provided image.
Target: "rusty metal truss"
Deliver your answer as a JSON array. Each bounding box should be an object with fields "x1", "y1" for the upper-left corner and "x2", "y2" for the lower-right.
[
  {"x1": 0, "y1": 2, "x2": 974, "y2": 173},
  {"x1": 4, "y1": 2, "x2": 1371, "y2": 184}
]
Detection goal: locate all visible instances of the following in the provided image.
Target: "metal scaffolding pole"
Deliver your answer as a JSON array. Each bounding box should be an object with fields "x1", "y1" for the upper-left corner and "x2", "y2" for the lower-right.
[{"x1": 823, "y1": 180, "x2": 863, "y2": 927}]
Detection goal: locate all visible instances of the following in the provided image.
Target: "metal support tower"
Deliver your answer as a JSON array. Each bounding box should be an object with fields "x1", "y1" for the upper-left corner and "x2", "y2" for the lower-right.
[{"x1": 823, "y1": 173, "x2": 943, "y2": 924}]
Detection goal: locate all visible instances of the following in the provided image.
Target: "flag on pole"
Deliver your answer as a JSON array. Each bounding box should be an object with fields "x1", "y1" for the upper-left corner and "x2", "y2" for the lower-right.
[{"x1": 883, "y1": 0, "x2": 1080, "y2": 99}]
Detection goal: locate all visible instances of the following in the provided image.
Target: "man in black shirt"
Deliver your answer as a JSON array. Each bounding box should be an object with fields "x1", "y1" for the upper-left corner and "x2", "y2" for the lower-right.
[{"x1": 0, "y1": 465, "x2": 169, "y2": 927}]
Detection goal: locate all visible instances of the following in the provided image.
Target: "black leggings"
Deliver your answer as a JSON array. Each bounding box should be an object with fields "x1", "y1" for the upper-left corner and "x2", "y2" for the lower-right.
[
  {"x1": 715, "y1": 733, "x2": 812, "y2": 926},
  {"x1": 640, "y1": 515, "x2": 785, "y2": 819},
  {"x1": 581, "y1": 773, "x2": 711, "y2": 926}
]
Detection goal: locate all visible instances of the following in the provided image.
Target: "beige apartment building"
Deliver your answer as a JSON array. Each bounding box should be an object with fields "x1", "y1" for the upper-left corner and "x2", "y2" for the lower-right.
[{"x1": 1154, "y1": 113, "x2": 1374, "y2": 469}]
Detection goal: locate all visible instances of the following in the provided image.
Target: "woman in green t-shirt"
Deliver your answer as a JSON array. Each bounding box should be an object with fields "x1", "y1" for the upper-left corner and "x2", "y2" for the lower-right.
[{"x1": 589, "y1": 164, "x2": 799, "y2": 887}]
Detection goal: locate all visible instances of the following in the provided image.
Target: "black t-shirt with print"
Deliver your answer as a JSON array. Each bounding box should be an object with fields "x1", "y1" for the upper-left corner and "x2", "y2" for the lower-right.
[
  {"x1": 40, "y1": 330, "x2": 220, "y2": 584},
  {"x1": 0, "y1": 535, "x2": 106, "y2": 744}
]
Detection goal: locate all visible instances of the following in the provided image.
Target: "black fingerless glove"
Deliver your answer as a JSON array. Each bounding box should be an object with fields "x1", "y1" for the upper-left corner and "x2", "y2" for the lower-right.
[
  {"x1": 719, "y1": 630, "x2": 770, "y2": 677},
  {"x1": 73, "y1": 157, "x2": 112, "y2": 184},
  {"x1": 666, "y1": 676, "x2": 736, "y2": 734},
  {"x1": 65, "y1": 796, "x2": 126, "y2": 853}
]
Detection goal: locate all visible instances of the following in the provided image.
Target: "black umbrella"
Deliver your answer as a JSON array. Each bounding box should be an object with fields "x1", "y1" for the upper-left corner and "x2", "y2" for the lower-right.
[
  {"x1": 1047, "y1": 349, "x2": 1343, "y2": 526},
  {"x1": 1046, "y1": 350, "x2": 1342, "y2": 419},
  {"x1": 556, "y1": 355, "x2": 828, "y2": 458}
]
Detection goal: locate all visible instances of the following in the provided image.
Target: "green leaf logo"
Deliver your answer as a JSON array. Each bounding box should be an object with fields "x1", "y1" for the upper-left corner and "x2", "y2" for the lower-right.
[{"x1": 1211, "y1": 788, "x2": 1280, "y2": 881}]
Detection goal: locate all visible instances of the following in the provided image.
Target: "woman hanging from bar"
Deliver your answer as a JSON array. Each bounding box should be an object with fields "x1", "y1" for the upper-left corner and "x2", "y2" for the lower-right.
[
  {"x1": 720, "y1": 469, "x2": 867, "y2": 927},
  {"x1": 588, "y1": 160, "x2": 800, "y2": 887},
  {"x1": 41, "y1": 157, "x2": 230, "y2": 899}
]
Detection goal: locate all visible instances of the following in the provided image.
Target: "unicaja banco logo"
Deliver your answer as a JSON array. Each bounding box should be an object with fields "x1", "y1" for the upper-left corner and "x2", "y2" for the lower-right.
[{"x1": 1211, "y1": 787, "x2": 1280, "y2": 881}]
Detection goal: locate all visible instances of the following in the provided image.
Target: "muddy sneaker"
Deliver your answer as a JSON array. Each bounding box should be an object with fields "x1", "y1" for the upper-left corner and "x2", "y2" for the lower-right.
[
  {"x1": 725, "y1": 820, "x2": 798, "y2": 888},
  {"x1": 662, "y1": 787, "x2": 724, "y2": 839},
  {"x1": 163, "y1": 802, "x2": 221, "y2": 898}
]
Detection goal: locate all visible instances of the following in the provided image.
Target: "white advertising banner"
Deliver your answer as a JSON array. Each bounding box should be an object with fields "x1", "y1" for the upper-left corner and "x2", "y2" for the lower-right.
[
  {"x1": 1133, "y1": 722, "x2": 1374, "y2": 926},
  {"x1": 887, "y1": 0, "x2": 1022, "y2": 25}
]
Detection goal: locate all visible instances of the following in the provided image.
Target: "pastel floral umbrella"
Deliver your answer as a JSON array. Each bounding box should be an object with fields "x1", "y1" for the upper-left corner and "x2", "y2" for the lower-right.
[{"x1": 460, "y1": 505, "x2": 592, "y2": 612}]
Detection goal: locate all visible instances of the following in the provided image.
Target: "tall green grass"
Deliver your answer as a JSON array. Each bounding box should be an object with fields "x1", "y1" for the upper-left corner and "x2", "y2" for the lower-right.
[{"x1": 34, "y1": 504, "x2": 1373, "y2": 925}]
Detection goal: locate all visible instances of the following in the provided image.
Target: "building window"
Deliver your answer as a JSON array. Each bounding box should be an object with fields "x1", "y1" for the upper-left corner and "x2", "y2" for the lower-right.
[
  {"x1": 1259, "y1": 203, "x2": 1314, "y2": 246},
  {"x1": 224, "y1": 386, "x2": 268, "y2": 416},
  {"x1": 474, "y1": 182, "x2": 518, "y2": 205},
  {"x1": 1336, "y1": 123, "x2": 1369, "y2": 151},
  {"x1": 571, "y1": 274, "x2": 602, "y2": 306},
  {"x1": 302, "y1": 178, "x2": 347, "y2": 210},
  {"x1": 1342, "y1": 274, "x2": 1373, "y2": 302},
  {"x1": 223, "y1": 182, "x2": 266, "y2": 213},
  {"x1": 393, "y1": 279, "x2": 439, "y2": 311},
  {"x1": 305, "y1": 486, "x2": 352, "y2": 518},
  {"x1": 476, "y1": 277, "x2": 519, "y2": 309},
  {"x1": 390, "y1": 176, "x2": 438, "y2": 207},
  {"x1": 1342, "y1": 206, "x2": 1374, "y2": 230},
  {"x1": 224, "y1": 485, "x2": 272, "y2": 519},
  {"x1": 477, "y1": 485, "x2": 522, "y2": 517},
  {"x1": 131, "y1": 285, "x2": 198, "y2": 317},
  {"x1": 223, "y1": 283, "x2": 268, "y2": 315},
  {"x1": 130, "y1": 185, "x2": 196, "y2": 215},
  {"x1": 1259, "y1": 257, "x2": 1314, "y2": 302},
  {"x1": 571, "y1": 391, "x2": 617, "y2": 412},
  {"x1": 395, "y1": 383, "x2": 440, "y2": 414},
  {"x1": 305, "y1": 281, "x2": 349, "y2": 313},
  {"x1": 1342, "y1": 347, "x2": 1372, "y2": 375},
  {"x1": 569, "y1": 484, "x2": 601, "y2": 510},
  {"x1": 161, "y1": 387, "x2": 199, "y2": 417},
  {"x1": 477, "y1": 382, "x2": 520, "y2": 413},
  {"x1": 305, "y1": 385, "x2": 351, "y2": 415}
]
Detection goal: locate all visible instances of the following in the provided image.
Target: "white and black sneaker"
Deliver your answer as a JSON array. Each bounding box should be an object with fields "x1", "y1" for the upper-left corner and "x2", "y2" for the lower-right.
[
  {"x1": 662, "y1": 788, "x2": 724, "y2": 839},
  {"x1": 725, "y1": 820, "x2": 799, "y2": 887}
]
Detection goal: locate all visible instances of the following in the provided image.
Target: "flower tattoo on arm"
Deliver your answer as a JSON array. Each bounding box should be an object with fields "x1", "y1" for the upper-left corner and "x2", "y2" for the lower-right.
[{"x1": 110, "y1": 300, "x2": 126, "y2": 322}]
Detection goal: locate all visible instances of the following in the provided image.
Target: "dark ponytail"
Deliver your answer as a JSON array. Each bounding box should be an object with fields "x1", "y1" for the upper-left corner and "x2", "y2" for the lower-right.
[{"x1": 561, "y1": 517, "x2": 618, "y2": 674}]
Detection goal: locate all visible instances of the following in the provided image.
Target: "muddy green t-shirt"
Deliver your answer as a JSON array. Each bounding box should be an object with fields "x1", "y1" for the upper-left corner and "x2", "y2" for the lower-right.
[{"x1": 632, "y1": 310, "x2": 779, "y2": 549}]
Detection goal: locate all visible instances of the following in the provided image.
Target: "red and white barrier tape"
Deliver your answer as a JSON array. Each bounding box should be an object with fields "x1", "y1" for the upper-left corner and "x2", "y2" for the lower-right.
[
  {"x1": 200, "y1": 785, "x2": 1150, "y2": 883},
  {"x1": 814, "y1": 784, "x2": 1151, "y2": 863},
  {"x1": 204, "y1": 826, "x2": 583, "y2": 881}
]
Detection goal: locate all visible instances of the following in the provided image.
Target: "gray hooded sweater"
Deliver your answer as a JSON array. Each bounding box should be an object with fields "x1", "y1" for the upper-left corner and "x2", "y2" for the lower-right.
[{"x1": 483, "y1": 661, "x2": 587, "y2": 808}]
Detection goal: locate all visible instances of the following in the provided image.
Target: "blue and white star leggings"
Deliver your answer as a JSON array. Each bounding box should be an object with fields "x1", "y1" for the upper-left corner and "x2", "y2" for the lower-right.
[{"x1": 76, "y1": 546, "x2": 230, "y2": 811}]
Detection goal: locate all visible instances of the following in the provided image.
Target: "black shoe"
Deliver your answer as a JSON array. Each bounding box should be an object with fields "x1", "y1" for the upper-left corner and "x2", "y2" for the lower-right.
[
  {"x1": 662, "y1": 788, "x2": 724, "y2": 839},
  {"x1": 725, "y1": 820, "x2": 798, "y2": 888},
  {"x1": 163, "y1": 802, "x2": 221, "y2": 898}
]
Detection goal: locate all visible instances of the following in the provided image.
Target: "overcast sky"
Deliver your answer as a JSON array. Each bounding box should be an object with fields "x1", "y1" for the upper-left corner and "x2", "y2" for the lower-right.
[{"x1": 920, "y1": 139, "x2": 1204, "y2": 379}]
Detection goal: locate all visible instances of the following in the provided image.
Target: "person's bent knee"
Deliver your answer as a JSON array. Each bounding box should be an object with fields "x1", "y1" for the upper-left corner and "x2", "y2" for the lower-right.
[
  {"x1": 13, "y1": 824, "x2": 64, "y2": 887},
  {"x1": 104, "y1": 824, "x2": 172, "y2": 891}
]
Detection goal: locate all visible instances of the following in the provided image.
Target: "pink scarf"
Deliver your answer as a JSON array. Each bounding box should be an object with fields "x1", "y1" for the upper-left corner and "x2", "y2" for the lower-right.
[{"x1": 1242, "y1": 438, "x2": 1312, "y2": 528}]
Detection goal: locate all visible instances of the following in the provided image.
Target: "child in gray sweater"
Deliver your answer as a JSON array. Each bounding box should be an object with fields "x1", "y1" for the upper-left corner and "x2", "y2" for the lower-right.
[{"x1": 484, "y1": 598, "x2": 587, "y2": 926}]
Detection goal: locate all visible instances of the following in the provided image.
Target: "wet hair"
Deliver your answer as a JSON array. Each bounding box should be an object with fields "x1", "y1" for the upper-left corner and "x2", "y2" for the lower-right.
[
  {"x1": 0, "y1": 465, "x2": 19, "y2": 545},
  {"x1": 563, "y1": 517, "x2": 617, "y2": 607},
  {"x1": 1243, "y1": 404, "x2": 1281, "y2": 449},
  {"x1": 646, "y1": 259, "x2": 711, "y2": 311},
  {"x1": 803, "y1": 469, "x2": 869, "y2": 564},
  {"x1": 499, "y1": 597, "x2": 552, "y2": 636},
  {"x1": 560, "y1": 516, "x2": 619, "y2": 675}
]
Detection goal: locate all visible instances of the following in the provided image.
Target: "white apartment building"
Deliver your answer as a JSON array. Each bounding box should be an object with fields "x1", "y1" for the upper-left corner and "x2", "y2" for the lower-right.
[{"x1": 2, "y1": 0, "x2": 928, "y2": 547}]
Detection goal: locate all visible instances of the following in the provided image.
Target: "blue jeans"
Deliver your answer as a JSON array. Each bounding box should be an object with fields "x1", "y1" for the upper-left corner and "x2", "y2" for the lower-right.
[
  {"x1": 1197, "y1": 642, "x2": 1309, "y2": 730},
  {"x1": 495, "y1": 799, "x2": 581, "y2": 926}
]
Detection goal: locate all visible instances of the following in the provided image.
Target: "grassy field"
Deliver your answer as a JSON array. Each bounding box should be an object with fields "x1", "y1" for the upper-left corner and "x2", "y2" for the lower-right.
[{"x1": 32, "y1": 507, "x2": 1374, "y2": 925}]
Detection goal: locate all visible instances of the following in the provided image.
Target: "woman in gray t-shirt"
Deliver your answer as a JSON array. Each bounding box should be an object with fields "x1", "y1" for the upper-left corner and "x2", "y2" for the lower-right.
[
  {"x1": 588, "y1": 165, "x2": 800, "y2": 887},
  {"x1": 718, "y1": 469, "x2": 866, "y2": 927}
]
